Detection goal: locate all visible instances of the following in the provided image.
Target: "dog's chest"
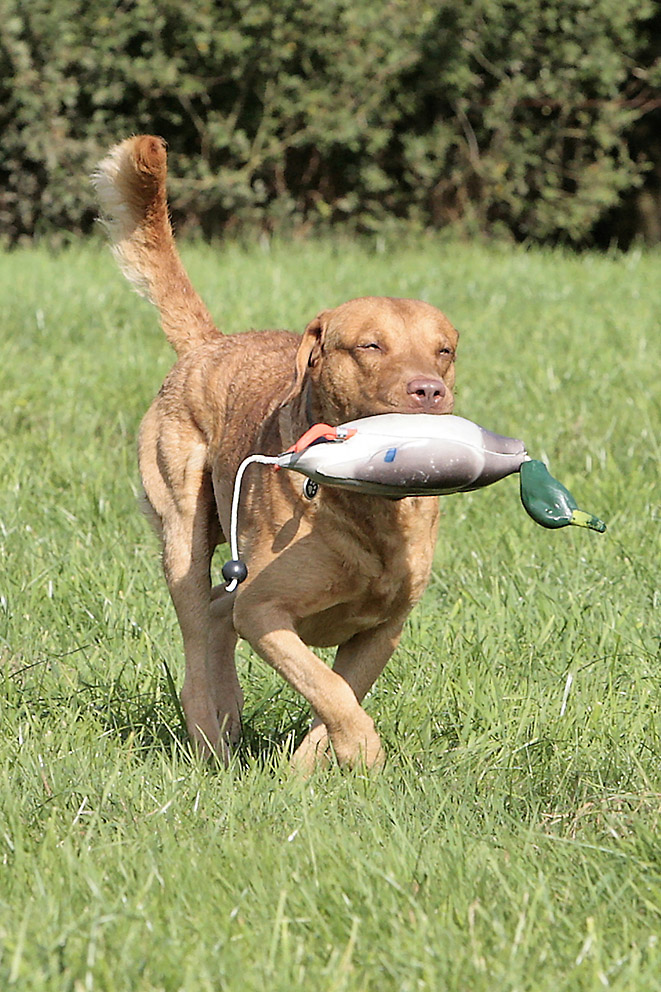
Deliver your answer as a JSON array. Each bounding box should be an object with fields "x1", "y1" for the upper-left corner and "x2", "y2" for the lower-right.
[
  {"x1": 295, "y1": 494, "x2": 439, "y2": 646},
  {"x1": 296, "y1": 581, "x2": 409, "y2": 647}
]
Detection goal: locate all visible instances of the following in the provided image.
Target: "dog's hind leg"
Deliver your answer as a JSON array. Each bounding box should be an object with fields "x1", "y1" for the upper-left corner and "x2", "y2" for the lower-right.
[
  {"x1": 139, "y1": 412, "x2": 232, "y2": 761},
  {"x1": 208, "y1": 586, "x2": 244, "y2": 748},
  {"x1": 163, "y1": 518, "x2": 219, "y2": 759}
]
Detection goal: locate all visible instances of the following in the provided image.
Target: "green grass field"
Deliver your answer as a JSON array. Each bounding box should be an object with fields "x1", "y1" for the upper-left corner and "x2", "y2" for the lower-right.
[{"x1": 1, "y1": 237, "x2": 659, "y2": 991}]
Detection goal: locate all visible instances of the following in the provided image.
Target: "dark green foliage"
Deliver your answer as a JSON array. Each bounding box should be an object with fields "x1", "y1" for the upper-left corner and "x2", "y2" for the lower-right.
[{"x1": 1, "y1": 0, "x2": 659, "y2": 243}]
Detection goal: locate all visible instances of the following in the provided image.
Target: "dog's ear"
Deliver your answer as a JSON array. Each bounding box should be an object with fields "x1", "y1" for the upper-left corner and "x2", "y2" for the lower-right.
[
  {"x1": 280, "y1": 311, "x2": 329, "y2": 405},
  {"x1": 297, "y1": 313, "x2": 327, "y2": 372}
]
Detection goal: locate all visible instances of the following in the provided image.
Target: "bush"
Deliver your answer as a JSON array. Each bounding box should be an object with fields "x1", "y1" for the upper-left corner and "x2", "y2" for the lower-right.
[{"x1": 0, "y1": 0, "x2": 658, "y2": 244}]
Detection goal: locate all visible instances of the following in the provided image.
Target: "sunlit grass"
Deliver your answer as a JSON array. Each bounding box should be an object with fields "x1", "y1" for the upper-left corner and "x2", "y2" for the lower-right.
[{"x1": 0, "y1": 238, "x2": 659, "y2": 990}]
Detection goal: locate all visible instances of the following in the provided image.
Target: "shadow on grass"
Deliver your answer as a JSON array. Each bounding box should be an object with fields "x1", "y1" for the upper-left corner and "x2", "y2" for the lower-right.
[{"x1": 9, "y1": 657, "x2": 313, "y2": 772}]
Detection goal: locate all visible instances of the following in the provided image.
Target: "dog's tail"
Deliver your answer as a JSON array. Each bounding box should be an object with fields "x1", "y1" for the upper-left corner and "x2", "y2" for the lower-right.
[{"x1": 92, "y1": 135, "x2": 220, "y2": 355}]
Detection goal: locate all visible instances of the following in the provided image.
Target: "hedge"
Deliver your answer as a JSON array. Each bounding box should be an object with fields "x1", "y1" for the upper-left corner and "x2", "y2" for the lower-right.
[{"x1": 1, "y1": 0, "x2": 659, "y2": 244}]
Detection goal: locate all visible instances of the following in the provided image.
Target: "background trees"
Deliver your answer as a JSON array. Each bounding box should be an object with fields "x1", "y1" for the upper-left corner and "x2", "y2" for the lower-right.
[{"x1": 1, "y1": 0, "x2": 659, "y2": 244}]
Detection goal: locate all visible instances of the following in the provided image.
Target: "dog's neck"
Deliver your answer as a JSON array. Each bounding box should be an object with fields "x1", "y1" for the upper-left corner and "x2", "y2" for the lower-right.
[{"x1": 278, "y1": 379, "x2": 325, "y2": 449}]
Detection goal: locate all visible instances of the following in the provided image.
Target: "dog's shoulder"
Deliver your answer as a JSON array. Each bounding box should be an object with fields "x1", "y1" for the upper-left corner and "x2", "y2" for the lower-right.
[{"x1": 154, "y1": 327, "x2": 305, "y2": 468}]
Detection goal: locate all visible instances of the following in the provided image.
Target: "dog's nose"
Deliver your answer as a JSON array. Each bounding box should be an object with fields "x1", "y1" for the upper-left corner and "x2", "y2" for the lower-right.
[{"x1": 406, "y1": 377, "x2": 446, "y2": 410}]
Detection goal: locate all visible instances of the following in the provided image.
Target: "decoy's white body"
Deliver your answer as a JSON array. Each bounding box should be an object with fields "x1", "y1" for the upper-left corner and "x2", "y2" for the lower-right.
[
  {"x1": 277, "y1": 414, "x2": 529, "y2": 497},
  {"x1": 222, "y1": 413, "x2": 603, "y2": 590}
]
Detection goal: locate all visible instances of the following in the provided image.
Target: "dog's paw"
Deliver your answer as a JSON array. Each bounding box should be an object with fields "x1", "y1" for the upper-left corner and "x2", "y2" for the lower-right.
[
  {"x1": 327, "y1": 712, "x2": 385, "y2": 771},
  {"x1": 291, "y1": 723, "x2": 333, "y2": 775},
  {"x1": 185, "y1": 706, "x2": 242, "y2": 767},
  {"x1": 291, "y1": 714, "x2": 384, "y2": 775}
]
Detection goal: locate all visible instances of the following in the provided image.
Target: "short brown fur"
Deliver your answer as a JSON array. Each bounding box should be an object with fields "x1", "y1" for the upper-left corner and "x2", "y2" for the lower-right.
[{"x1": 93, "y1": 135, "x2": 459, "y2": 770}]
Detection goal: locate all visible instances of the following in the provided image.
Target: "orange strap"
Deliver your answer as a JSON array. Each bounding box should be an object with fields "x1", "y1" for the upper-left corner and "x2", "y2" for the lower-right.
[{"x1": 283, "y1": 423, "x2": 357, "y2": 454}]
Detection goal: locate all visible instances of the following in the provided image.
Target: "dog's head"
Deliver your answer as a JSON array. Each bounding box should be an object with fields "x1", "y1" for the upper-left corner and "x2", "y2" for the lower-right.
[{"x1": 291, "y1": 296, "x2": 458, "y2": 423}]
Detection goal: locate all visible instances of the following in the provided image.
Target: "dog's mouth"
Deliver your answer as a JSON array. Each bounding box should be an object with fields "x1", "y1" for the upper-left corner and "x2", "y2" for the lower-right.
[{"x1": 360, "y1": 395, "x2": 455, "y2": 418}]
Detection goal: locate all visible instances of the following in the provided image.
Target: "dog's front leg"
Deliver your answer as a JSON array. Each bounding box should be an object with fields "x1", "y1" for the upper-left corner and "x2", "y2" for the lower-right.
[
  {"x1": 291, "y1": 618, "x2": 405, "y2": 772},
  {"x1": 233, "y1": 603, "x2": 383, "y2": 770}
]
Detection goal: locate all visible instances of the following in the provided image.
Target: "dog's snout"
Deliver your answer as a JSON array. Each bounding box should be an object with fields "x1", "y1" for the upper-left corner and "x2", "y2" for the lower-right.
[{"x1": 406, "y1": 377, "x2": 447, "y2": 410}]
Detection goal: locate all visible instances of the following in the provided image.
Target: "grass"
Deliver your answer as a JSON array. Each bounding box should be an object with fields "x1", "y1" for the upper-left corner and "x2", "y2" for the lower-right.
[{"x1": 1, "y1": 235, "x2": 660, "y2": 991}]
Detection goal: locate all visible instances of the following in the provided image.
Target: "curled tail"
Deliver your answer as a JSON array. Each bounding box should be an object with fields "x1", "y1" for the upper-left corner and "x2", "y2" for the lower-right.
[{"x1": 92, "y1": 135, "x2": 220, "y2": 355}]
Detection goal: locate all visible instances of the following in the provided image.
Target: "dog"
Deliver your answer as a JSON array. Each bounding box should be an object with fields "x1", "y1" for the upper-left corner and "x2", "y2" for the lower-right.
[{"x1": 93, "y1": 135, "x2": 459, "y2": 771}]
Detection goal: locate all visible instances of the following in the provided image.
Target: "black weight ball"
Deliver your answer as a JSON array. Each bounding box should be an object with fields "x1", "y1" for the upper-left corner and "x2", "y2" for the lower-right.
[{"x1": 221, "y1": 559, "x2": 248, "y2": 584}]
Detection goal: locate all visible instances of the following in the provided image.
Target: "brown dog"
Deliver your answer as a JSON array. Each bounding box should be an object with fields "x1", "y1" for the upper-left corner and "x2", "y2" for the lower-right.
[{"x1": 93, "y1": 135, "x2": 458, "y2": 771}]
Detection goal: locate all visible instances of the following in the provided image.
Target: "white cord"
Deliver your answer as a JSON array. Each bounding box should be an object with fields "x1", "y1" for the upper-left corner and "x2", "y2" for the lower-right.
[{"x1": 225, "y1": 454, "x2": 280, "y2": 592}]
